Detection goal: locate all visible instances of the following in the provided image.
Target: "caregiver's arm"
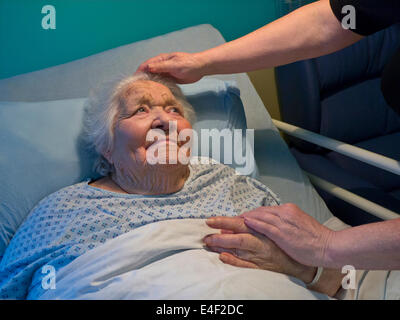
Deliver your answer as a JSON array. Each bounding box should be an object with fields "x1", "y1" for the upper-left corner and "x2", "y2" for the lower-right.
[
  {"x1": 242, "y1": 204, "x2": 400, "y2": 270},
  {"x1": 326, "y1": 218, "x2": 400, "y2": 269},
  {"x1": 136, "y1": 0, "x2": 363, "y2": 83},
  {"x1": 198, "y1": 0, "x2": 362, "y2": 74}
]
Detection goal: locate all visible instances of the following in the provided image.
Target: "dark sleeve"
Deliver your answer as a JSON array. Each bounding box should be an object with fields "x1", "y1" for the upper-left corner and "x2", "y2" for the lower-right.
[
  {"x1": 329, "y1": 0, "x2": 400, "y2": 36},
  {"x1": 381, "y1": 49, "x2": 400, "y2": 116}
]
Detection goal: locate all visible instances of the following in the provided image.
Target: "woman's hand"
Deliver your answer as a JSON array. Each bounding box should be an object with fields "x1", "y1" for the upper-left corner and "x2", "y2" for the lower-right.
[
  {"x1": 135, "y1": 52, "x2": 208, "y2": 84},
  {"x1": 240, "y1": 204, "x2": 335, "y2": 267},
  {"x1": 204, "y1": 216, "x2": 317, "y2": 284}
]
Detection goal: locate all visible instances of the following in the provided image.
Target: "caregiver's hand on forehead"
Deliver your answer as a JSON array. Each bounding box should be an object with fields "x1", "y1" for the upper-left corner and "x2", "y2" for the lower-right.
[
  {"x1": 135, "y1": 52, "x2": 207, "y2": 84},
  {"x1": 203, "y1": 215, "x2": 318, "y2": 285},
  {"x1": 205, "y1": 204, "x2": 335, "y2": 269}
]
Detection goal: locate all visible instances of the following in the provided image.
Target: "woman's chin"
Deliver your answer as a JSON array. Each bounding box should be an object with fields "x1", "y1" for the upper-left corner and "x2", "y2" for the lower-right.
[{"x1": 147, "y1": 160, "x2": 188, "y2": 172}]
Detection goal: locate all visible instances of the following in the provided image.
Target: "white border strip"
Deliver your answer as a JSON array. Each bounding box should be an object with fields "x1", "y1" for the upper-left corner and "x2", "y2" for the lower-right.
[
  {"x1": 305, "y1": 171, "x2": 400, "y2": 220},
  {"x1": 272, "y1": 119, "x2": 400, "y2": 176}
]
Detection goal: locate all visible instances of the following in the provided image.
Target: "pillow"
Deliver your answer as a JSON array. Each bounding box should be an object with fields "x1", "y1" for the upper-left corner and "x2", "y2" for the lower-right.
[
  {"x1": 183, "y1": 79, "x2": 255, "y2": 176},
  {"x1": 0, "y1": 78, "x2": 255, "y2": 258}
]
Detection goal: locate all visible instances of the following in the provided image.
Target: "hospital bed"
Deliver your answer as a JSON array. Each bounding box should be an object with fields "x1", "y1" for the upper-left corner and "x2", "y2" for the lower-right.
[
  {"x1": 0, "y1": 24, "x2": 398, "y2": 299},
  {"x1": 274, "y1": 23, "x2": 400, "y2": 226}
]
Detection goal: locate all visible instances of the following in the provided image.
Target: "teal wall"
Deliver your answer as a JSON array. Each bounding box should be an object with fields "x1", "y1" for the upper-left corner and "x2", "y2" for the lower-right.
[{"x1": 0, "y1": 0, "x2": 278, "y2": 79}]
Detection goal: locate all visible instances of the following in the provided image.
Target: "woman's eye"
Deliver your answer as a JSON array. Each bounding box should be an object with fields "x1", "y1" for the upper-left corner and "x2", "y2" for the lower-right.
[
  {"x1": 134, "y1": 106, "x2": 146, "y2": 115},
  {"x1": 169, "y1": 107, "x2": 181, "y2": 114}
]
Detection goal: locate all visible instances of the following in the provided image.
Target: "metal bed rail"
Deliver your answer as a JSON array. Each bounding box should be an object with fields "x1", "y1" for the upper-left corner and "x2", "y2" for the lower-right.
[{"x1": 272, "y1": 119, "x2": 400, "y2": 220}]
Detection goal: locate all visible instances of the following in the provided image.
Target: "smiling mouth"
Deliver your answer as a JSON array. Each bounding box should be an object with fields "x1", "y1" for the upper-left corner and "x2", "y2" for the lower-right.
[{"x1": 146, "y1": 138, "x2": 179, "y2": 149}]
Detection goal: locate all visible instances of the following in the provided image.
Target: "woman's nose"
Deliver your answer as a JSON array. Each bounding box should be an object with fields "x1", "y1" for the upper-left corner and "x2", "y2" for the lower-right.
[{"x1": 151, "y1": 109, "x2": 172, "y2": 131}]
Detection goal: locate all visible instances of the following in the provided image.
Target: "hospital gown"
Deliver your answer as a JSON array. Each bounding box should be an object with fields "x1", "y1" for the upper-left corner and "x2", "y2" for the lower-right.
[{"x1": 0, "y1": 159, "x2": 280, "y2": 299}]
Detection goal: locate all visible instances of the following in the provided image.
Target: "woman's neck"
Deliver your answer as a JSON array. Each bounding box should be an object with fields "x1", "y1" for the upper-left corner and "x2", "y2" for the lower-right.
[{"x1": 105, "y1": 165, "x2": 190, "y2": 195}]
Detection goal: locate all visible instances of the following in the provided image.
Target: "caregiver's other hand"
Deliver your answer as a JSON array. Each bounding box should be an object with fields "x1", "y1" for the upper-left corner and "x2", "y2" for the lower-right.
[
  {"x1": 135, "y1": 52, "x2": 207, "y2": 84},
  {"x1": 241, "y1": 204, "x2": 335, "y2": 268},
  {"x1": 204, "y1": 217, "x2": 317, "y2": 284}
]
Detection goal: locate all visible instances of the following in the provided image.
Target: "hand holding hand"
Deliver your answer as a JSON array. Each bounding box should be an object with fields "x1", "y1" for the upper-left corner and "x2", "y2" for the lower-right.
[
  {"x1": 241, "y1": 204, "x2": 335, "y2": 267},
  {"x1": 204, "y1": 216, "x2": 317, "y2": 284},
  {"x1": 135, "y1": 52, "x2": 207, "y2": 84}
]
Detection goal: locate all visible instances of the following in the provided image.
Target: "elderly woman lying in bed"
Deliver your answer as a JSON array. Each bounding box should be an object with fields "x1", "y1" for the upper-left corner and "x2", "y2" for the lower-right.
[{"x1": 0, "y1": 73, "x2": 344, "y2": 299}]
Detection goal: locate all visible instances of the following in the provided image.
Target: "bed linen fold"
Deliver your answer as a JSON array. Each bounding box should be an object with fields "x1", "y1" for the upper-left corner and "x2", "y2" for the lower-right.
[{"x1": 37, "y1": 219, "x2": 331, "y2": 300}]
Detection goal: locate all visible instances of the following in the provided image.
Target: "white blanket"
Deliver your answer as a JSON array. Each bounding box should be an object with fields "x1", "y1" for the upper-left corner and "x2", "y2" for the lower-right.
[{"x1": 38, "y1": 219, "x2": 332, "y2": 300}]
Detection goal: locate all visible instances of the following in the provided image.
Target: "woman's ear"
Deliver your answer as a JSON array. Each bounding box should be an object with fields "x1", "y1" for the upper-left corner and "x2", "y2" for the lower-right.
[{"x1": 103, "y1": 148, "x2": 113, "y2": 164}]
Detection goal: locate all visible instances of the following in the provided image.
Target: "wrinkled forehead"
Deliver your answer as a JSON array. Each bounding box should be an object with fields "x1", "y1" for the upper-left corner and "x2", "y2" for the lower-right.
[{"x1": 122, "y1": 80, "x2": 177, "y2": 106}]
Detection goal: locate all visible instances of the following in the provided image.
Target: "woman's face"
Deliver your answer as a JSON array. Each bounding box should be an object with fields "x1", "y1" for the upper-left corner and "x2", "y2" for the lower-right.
[{"x1": 107, "y1": 80, "x2": 192, "y2": 173}]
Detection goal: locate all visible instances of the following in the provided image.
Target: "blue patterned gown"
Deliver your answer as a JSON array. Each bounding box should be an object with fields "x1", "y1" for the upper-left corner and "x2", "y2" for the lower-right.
[{"x1": 0, "y1": 159, "x2": 280, "y2": 299}]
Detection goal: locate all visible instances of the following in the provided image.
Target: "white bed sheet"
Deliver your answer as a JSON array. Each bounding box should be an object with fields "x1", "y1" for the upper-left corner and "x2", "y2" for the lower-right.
[{"x1": 37, "y1": 219, "x2": 332, "y2": 300}]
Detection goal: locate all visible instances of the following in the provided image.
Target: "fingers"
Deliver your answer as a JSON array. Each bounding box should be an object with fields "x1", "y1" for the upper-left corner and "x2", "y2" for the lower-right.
[
  {"x1": 219, "y1": 252, "x2": 259, "y2": 269},
  {"x1": 220, "y1": 229, "x2": 234, "y2": 234},
  {"x1": 147, "y1": 60, "x2": 175, "y2": 74},
  {"x1": 203, "y1": 233, "x2": 258, "y2": 252},
  {"x1": 206, "y1": 246, "x2": 259, "y2": 269},
  {"x1": 240, "y1": 209, "x2": 281, "y2": 234},
  {"x1": 240, "y1": 207, "x2": 280, "y2": 221},
  {"x1": 206, "y1": 245, "x2": 236, "y2": 256},
  {"x1": 206, "y1": 216, "x2": 253, "y2": 234},
  {"x1": 135, "y1": 53, "x2": 174, "y2": 74},
  {"x1": 135, "y1": 62, "x2": 150, "y2": 73},
  {"x1": 205, "y1": 207, "x2": 287, "y2": 247},
  {"x1": 241, "y1": 203, "x2": 305, "y2": 221},
  {"x1": 243, "y1": 217, "x2": 280, "y2": 241}
]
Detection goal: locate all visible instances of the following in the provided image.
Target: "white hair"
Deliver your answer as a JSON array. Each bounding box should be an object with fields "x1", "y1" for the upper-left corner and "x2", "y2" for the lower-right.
[{"x1": 83, "y1": 72, "x2": 196, "y2": 176}]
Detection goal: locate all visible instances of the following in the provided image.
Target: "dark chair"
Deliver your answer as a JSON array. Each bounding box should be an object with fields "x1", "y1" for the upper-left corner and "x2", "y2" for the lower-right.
[{"x1": 275, "y1": 24, "x2": 400, "y2": 226}]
